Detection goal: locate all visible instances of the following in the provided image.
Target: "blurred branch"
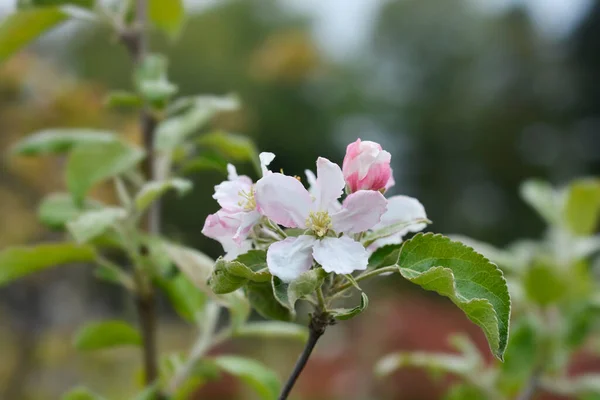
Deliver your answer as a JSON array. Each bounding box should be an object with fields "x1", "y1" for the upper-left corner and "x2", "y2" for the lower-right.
[
  {"x1": 119, "y1": 0, "x2": 161, "y2": 388},
  {"x1": 516, "y1": 367, "x2": 541, "y2": 400}
]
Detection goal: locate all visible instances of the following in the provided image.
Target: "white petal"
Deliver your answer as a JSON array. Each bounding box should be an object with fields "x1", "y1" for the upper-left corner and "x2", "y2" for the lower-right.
[
  {"x1": 255, "y1": 173, "x2": 312, "y2": 228},
  {"x1": 331, "y1": 190, "x2": 387, "y2": 233},
  {"x1": 259, "y1": 152, "x2": 276, "y2": 176},
  {"x1": 227, "y1": 164, "x2": 238, "y2": 180},
  {"x1": 222, "y1": 238, "x2": 253, "y2": 260},
  {"x1": 313, "y1": 236, "x2": 369, "y2": 275},
  {"x1": 305, "y1": 169, "x2": 317, "y2": 195},
  {"x1": 373, "y1": 195, "x2": 428, "y2": 236},
  {"x1": 233, "y1": 210, "x2": 261, "y2": 244},
  {"x1": 267, "y1": 235, "x2": 316, "y2": 282},
  {"x1": 213, "y1": 176, "x2": 253, "y2": 212},
  {"x1": 315, "y1": 157, "x2": 345, "y2": 211}
]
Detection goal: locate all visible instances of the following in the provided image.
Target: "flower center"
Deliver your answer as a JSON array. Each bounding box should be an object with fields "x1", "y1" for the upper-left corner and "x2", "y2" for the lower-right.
[
  {"x1": 238, "y1": 187, "x2": 256, "y2": 211},
  {"x1": 306, "y1": 211, "x2": 332, "y2": 238}
]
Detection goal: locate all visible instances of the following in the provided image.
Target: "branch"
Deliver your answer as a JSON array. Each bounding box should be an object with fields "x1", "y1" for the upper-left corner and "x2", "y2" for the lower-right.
[{"x1": 278, "y1": 312, "x2": 332, "y2": 400}]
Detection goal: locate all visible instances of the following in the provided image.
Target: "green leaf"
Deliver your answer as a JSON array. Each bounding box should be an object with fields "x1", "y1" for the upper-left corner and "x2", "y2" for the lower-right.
[
  {"x1": 272, "y1": 268, "x2": 327, "y2": 310},
  {"x1": 564, "y1": 179, "x2": 600, "y2": 236},
  {"x1": 0, "y1": 243, "x2": 95, "y2": 286},
  {"x1": 149, "y1": 0, "x2": 184, "y2": 39},
  {"x1": 499, "y1": 319, "x2": 538, "y2": 392},
  {"x1": 179, "y1": 153, "x2": 228, "y2": 175},
  {"x1": 132, "y1": 385, "x2": 159, "y2": 400},
  {"x1": 156, "y1": 95, "x2": 239, "y2": 152},
  {"x1": 134, "y1": 53, "x2": 177, "y2": 105},
  {"x1": 246, "y1": 282, "x2": 293, "y2": 322},
  {"x1": 368, "y1": 245, "x2": 403, "y2": 269},
  {"x1": 67, "y1": 207, "x2": 126, "y2": 244},
  {"x1": 0, "y1": 7, "x2": 67, "y2": 64},
  {"x1": 61, "y1": 387, "x2": 105, "y2": 400},
  {"x1": 444, "y1": 384, "x2": 486, "y2": 400},
  {"x1": 330, "y1": 292, "x2": 369, "y2": 321},
  {"x1": 134, "y1": 178, "x2": 192, "y2": 212},
  {"x1": 523, "y1": 260, "x2": 567, "y2": 306},
  {"x1": 209, "y1": 254, "x2": 271, "y2": 294},
  {"x1": 11, "y1": 129, "x2": 116, "y2": 156},
  {"x1": 66, "y1": 140, "x2": 144, "y2": 205},
  {"x1": 213, "y1": 355, "x2": 280, "y2": 400},
  {"x1": 104, "y1": 91, "x2": 143, "y2": 109},
  {"x1": 73, "y1": 320, "x2": 141, "y2": 351},
  {"x1": 235, "y1": 321, "x2": 308, "y2": 342},
  {"x1": 520, "y1": 179, "x2": 561, "y2": 226},
  {"x1": 197, "y1": 131, "x2": 260, "y2": 167},
  {"x1": 158, "y1": 273, "x2": 207, "y2": 324},
  {"x1": 393, "y1": 233, "x2": 511, "y2": 360},
  {"x1": 38, "y1": 192, "x2": 102, "y2": 230}
]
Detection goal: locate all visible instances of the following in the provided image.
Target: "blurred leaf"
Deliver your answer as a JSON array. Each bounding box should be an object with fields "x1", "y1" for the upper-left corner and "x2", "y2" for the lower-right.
[
  {"x1": 520, "y1": 179, "x2": 561, "y2": 226},
  {"x1": 388, "y1": 233, "x2": 511, "y2": 360},
  {"x1": 197, "y1": 131, "x2": 260, "y2": 167},
  {"x1": 134, "y1": 178, "x2": 192, "y2": 212},
  {"x1": 11, "y1": 129, "x2": 115, "y2": 156},
  {"x1": 235, "y1": 321, "x2": 308, "y2": 342},
  {"x1": 209, "y1": 252, "x2": 270, "y2": 294},
  {"x1": 157, "y1": 273, "x2": 207, "y2": 324},
  {"x1": 375, "y1": 351, "x2": 472, "y2": 378},
  {"x1": 134, "y1": 53, "x2": 177, "y2": 105},
  {"x1": 246, "y1": 282, "x2": 292, "y2": 321},
  {"x1": 149, "y1": 0, "x2": 184, "y2": 39},
  {"x1": 0, "y1": 7, "x2": 67, "y2": 63},
  {"x1": 444, "y1": 384, "x2": 486, "y2": 400},
  {"x1": 272, "y1": 268, "x2": 327, "y2": 310},
  {"x1": 179, "y1": 153, "x2": 228, "y2": 175},
  {"x1": 564, "y1": 179, "x2": 600, "y2": 236},
  {"x1": 73, "y1": 320, "x2": 141, "y2": 351},
  {"x1": 66, "y1": 140, "x2": 144, "y2": 205},
  {"x1": 61, "y1": 387, "x2": 106, "y2": 400},
  {"x1": 499, "y1": 319, "x2": 538, "y2": 392},
  {"x1": 67, "y1": 207, "x2": 126, "y2": 244},
  {"x1": 523, "y1": 261, "x2": 566, "y2": 306},
  {"x1": 132, "y1": 385, "x2": 158, "y2": 400},
  {"x1": 448, "y1": 234, "x2": 519, "y2": 270},
  {"x1": 156, "y1": 95, "x2": 239, "y2": 152},
  {"x1": 541, "y1": 375, "x2": 600, "y2": 397},
  {"x1": 38, "y1": 192, "x2": 101, "y2": 230},
  {"x1": 330, "y1": 292, "x2": 369, "y2": 321},
  {"x1": 104, "y1": 91, "x2": 143, "y2": 109},
  {"x1": 213, "y1": 355, "x2": 280, "y2": 400},
  {"x1": 0, "y1": 243, "x2": 95, "y2": 286}
]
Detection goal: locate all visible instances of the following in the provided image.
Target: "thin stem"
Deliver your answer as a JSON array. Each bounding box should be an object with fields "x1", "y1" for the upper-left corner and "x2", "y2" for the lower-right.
[
  {"x1": 120, "y1": 0, "x2": 161, "y2": 387},
  {"x1": 515, "y1": 368, "x2": 541, "y2": 400},
  {"x1": 278, "y1": 313, "x2": 331, "y2": 400},
  {"x1": 331, "y1": 266, "x2": 397, "y2": 297}
]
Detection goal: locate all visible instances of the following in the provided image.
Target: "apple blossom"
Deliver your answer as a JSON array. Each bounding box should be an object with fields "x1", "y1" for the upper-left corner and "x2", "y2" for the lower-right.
[
  {"x1": 201, "y1": 152, "x2": 275, "y2": 256},
  {"x1": 343, "y1": 138, "x2": 393, "y2": 193},
  {"x1": 368, "y1": 195, "x2": 428, "y2": 250},
  {"x1": 255, "y1": 157, "x2": 387, "y2": 281}
]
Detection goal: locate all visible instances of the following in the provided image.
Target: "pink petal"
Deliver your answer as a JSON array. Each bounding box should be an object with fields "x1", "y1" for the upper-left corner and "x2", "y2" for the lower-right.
[
  {"x1": 254, "y1": 173, "x2": 312, "y2": 228},
  {"x1": 267, "y1": 235, "x2": 316, "y2": 282},
  {"x1": 232, "y1": 209, "x2": 261, "y2": 244},
  {"x1": 315, "y1": 157, "x2": 345, "y2": 211},
  {"x1": 201, "y1": 210, "x2": 241, "y2": 240},
  {"x1": 331, "y1": 190, "x2": 387, "y2": 233},
  {"x1": 313, "y1": 236, "x2": 369, "y2": 275}
]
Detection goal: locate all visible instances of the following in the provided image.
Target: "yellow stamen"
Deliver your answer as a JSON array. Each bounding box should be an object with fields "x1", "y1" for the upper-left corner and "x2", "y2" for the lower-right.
[
  {"x1": 306, "y1": 211, "x2": 332, "y2": 238},
  {"x1": 237, "y1": 187, "x2": 256, "y2": 211}
]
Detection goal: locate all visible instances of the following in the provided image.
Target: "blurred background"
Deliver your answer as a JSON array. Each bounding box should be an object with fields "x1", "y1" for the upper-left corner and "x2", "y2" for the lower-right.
[{"x1": 1, "y1": 0, "x2": 600, "y2": 398}]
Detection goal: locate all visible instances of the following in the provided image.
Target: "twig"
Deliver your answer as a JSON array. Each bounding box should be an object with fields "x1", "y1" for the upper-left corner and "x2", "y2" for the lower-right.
[
  {"x1": 120, "y1": 0, "x2": 161, "y2": 387},
  {"x1": 516, "y1": 367, "x2": 541, "y2": 400},
  {"x1": 278, "y1": 312, "x2": 332, "y2": 400}
]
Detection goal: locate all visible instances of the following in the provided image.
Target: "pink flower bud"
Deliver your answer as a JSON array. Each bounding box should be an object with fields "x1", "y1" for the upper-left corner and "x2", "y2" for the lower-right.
[{"x1": 342, "y1": 139, "x2": 392, "y2": 193}]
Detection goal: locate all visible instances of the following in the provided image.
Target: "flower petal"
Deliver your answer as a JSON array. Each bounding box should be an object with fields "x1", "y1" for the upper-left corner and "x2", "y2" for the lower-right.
[
  {"x1": 315, "y1": 157, "x2": 345, "y2": 211},
  {"x1": 259, "y1": 152, "x2": 276, "y2": 176},
  {"x1": 313, "y1": 236, "x2": 369, "y2": 275},
  {"x1": 255, "y1": 173, "x2": 312, "y2": 228},
  {"x1": 227, "y1": 163, "x2": 238, "y2": 180},
  {"x1": 373, "y1": 195, "x2": 427, "y2": 234},
  {"x1": 222, "y1": 238, "x2": 253, "y2": 260},
  {"x1": 213, "y1": 176, "x2": 253, "y2": 212},
  {"x1": 233, "y1": 210, "x2": 261, "y2": 244},
  {"x1": 201, "y1": 210, "x2": 241, "y2": 240},
  {"x1": 331, "y1": 190, "x2": 387, "y2": 233},
  {"x1": 267, "y1": 235, "x2": 316, "y2": 282}
]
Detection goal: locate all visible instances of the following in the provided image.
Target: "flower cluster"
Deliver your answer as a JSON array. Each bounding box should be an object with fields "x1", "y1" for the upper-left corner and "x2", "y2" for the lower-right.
[{"x1": 202, "y1": 138, "x2": 428, "y2": 282}]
